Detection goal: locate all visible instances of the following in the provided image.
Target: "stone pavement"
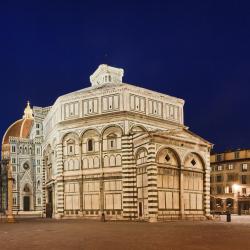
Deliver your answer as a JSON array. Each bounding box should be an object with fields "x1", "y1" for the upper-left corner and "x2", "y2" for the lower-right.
[{"x1": 0, "y1": 216, "x2": 250, "y2": 250}]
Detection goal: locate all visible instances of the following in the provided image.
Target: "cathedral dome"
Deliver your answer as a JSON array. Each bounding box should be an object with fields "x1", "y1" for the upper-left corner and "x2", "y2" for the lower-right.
[{"x1": 2, "y1": 102, "x2": 34, "y2": 145}]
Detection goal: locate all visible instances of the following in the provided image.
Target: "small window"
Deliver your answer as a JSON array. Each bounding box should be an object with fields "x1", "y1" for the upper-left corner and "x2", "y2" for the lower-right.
[
  {"x1": 228, "y1": 164, "x2": 234, "y2": 170},
  {"x1": 68, "y1": 145, "x2": 74, "y2": 155},
  {"x1": 227, "y1": 174, "x2": 234, "y2": 182},
  {"x1": 87, "y1": 139, "x2": 94, "y2": 152},
  {"x1": 216, "y1": 186, "x2": 223, "y2": 194},
  {"x1": 36, "y1": 124, "x2": 40, "y2": 128},
  {"x1": 217, "y1": 165, "x2": 223, "y2": 171},
  {"x1": 242, "y1": 163, "x2": 248, "y2": 172},
  {"x1": 241, "y1": 175, "x2": 247, "y2": 184},
  {"x1": 235, "y1": 151, "x2": 240, "y2": 159},
  {"x1": 216, "y1": 154, "x2": 223, "y2": 162},
  {"x1": 108, "y1": 75, "x2": 111, "y2": 82},
  {"x1": 242, "y1": 188, "x2": 247, "y2": 194},
  {"x1": 37, "y1": 180, "x2": 41, "y2": 189},
  {"x1": 107, "y1": 134, "x2": 117, "y2": 150},
  {"x1": 11, "y1": 146, "x2": 16, "y2": 153},
  {"x1": 36, "y1": 130, "x2": 40, "y2": 135},
  {"x1": 216, "y1": 175, "x2": 222, "y2": 182}
]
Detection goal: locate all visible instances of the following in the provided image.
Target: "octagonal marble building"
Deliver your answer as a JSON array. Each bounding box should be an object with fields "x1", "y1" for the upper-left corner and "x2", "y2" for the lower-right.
[{"x1": 2, "y1": 64, "x2": 212, "y2": 221}]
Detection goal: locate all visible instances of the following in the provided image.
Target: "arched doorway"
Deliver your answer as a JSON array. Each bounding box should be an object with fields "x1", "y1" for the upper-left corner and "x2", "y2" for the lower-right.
[
  {"x1": 23, "y1": 196, "x2": 30, "y2": 211},
  {"x1": 22, "y1": 184, "x2": 32, "y2": 211}
]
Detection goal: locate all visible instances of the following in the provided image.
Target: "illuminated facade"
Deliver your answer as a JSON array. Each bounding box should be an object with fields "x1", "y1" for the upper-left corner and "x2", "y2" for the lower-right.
[
  {"x1": 1, "y1": 64, "x2": 212, "y2": 221},
  {"x1": 211, "y1": 149, "x2": 250, "y2": 214}
]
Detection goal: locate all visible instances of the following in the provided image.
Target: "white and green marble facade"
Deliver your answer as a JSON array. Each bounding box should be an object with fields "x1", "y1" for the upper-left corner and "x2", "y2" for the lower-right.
[{"x1": 40, "y1": 64, "x2": 212, "y2": 221}]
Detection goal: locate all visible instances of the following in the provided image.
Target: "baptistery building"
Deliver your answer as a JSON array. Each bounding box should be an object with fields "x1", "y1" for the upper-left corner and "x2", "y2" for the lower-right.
[{"x1": 1, "y1": 64, "x2": 212, "y2": 221}]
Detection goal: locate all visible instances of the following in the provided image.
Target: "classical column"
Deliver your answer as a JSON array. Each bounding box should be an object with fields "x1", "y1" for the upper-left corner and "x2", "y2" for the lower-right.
[
  {"x1": 179, "y1": 165, "x2": 184, "y2": 218},
  {"x1": 147, "y1": 143, "x2": 158, "y2": 222}
]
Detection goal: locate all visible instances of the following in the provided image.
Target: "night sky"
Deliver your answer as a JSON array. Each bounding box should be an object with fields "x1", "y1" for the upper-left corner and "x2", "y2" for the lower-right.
[{"x1": 0, "y1": 0, "x2": 250, "y2": 152}]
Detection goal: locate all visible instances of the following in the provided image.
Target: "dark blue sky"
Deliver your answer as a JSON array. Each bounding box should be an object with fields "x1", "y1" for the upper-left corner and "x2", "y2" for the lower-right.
[{"x1": 0, "y1": 0, "x2": 250, "y2": 152}]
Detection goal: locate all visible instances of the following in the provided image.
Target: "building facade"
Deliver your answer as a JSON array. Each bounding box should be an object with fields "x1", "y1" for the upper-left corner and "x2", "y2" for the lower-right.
[
  {"x1": 1, "y1": 103, "x2": 49, "y2": 214},
  {"x1": 1, "y1": 64, "x2": 212, "y2": 221},
  {"x1": 211, "y1": 149, "x2": 250, "y2": 214}
]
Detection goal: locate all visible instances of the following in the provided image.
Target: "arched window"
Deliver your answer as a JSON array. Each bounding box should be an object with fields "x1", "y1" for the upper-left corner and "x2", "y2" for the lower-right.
[
  {"x1": 87, "y1": 139, "x2": 94, "y2": 152},
  {"x1": 37, "y1": 180, "x2": 41, "y2": 190},
  {"x1": 116, "y1": 155, "x2": 122, "y2": 166},
  {"x1": 67, "y1": 139, "x2": 75, "y2": 155},
  {"x1": 94, "y1": 157, "x2": 99, "y2": 168},
  {"x1": 110, "y1": 155, "x2": 116, "y2": 166},
  {"x1": 104, "y1": 155, "x2": 109, "y2": 167}
]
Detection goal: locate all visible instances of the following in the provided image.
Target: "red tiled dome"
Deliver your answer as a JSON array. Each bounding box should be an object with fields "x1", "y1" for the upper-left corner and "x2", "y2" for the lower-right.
[{"x1": 2, "y1": 118, "x2": 33, "y2": 145}]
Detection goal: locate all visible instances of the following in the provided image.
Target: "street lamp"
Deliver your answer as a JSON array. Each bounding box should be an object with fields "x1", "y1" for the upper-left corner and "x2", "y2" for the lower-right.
[{"x1": 232, "y1": 184, "x2": 241, "y2": 215}]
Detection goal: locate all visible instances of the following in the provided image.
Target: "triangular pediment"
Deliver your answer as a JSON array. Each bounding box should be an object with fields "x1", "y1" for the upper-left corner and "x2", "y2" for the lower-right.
[{"x1": 151, "y1": 128, "x2": 213, "y2": 147}]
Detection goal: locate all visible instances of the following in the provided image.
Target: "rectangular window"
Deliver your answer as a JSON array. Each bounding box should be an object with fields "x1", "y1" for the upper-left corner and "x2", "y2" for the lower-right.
[
  {"x1": 216, "y1": 175, "x2": 222, "y2": 182},
  {"x1": 228, "y1": 164, "x2": 234, "y2": 170},
  {"x1": 227, "y1": 174, "x2": 234, "y2": 182},
  {"x1": 242, "y1": 188, "x2": 247, "y2": 194},
  {"x1": 235, "y1": 151, "x2": 240, "y2": 159},
  {"x1": 241, "y1": 175, "x2": 247, "y2": 184},
  {"x1": 217, "y1": 165, "x2": 223, "y2": 171},
  {"x1": 36, "y1": 124, "x2": 40, "y2": 128},
  {"x1": 11, "y1": 146, "x2": 16, "y2": 153},
  {"x1": 242, "y1": 163, "x2": 248, "y2": 172},
  {"x1": 216, "y1": 154, "x2": 223, "y2": 162},
  {"x1": 217, "y1": 186, "x2": 223, "y2": 194}
]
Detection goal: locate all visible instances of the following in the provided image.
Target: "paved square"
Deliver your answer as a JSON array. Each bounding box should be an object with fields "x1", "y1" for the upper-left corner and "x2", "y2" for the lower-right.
[{"x1": 0, "y1": 216, "x2": 249, "y2": 250}]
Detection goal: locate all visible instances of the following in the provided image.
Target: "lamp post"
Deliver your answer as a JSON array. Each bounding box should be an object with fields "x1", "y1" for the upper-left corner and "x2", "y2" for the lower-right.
[{"x1": 232, "y1": 184, "x2": 241, "y2": 215}]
